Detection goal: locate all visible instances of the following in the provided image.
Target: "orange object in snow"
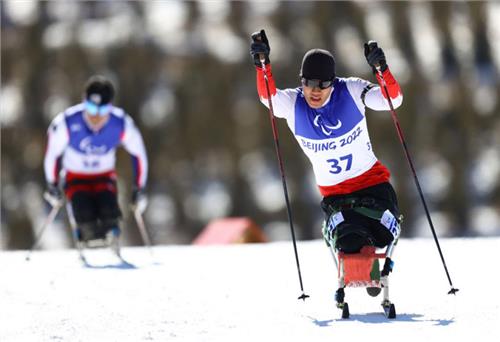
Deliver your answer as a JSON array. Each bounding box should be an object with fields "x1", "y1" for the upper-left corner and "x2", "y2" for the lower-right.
[{"x1": 193, "y1": 217, "x2": 267, "y2": 245}]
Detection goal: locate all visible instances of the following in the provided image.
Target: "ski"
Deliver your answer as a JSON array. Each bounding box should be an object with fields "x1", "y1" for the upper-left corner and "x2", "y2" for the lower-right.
[
  {"x1": 337, "y1": 303, "x2": 396, "y2": 319},
  {"x1": 78, "y1": 248, "x2": 135, "y2": 269},
  {"x1": 75, "y1": 229, "x2": 135, "y2": 269},
  {"x1": 381, "y1": 300, "x2": 396, "y2": 319},
  {"x1": 335, "y1": 304, "x2": 396, "y2": 319},
  {"x1": 340, "y1": 302, "x2": 349, "y2": 319}
]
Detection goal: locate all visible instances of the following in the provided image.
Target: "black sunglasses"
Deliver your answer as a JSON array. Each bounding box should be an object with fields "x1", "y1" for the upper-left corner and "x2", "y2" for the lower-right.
[{"x1": 301, "y1": 78, "x2": 334, "y2": 89}]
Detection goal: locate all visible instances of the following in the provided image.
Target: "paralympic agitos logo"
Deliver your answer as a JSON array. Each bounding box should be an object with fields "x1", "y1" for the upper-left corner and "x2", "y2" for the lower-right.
[
  {"x1": 313, "y1": 114, "x2": 342, "y2": 136},
  {"x1": 79, "y1": 137, "x2": 108, "y2": 154}
]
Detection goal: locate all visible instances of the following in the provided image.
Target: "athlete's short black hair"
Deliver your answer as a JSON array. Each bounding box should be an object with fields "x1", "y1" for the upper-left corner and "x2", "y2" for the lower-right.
[{"x1": 85, "y1": 75, "x2": 115, "y2": 105}]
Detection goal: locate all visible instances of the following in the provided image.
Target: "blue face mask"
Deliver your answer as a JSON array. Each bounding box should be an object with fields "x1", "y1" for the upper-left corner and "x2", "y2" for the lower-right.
[{"x1": 85, "y1": 100, "x2": 111, "y2": 116}]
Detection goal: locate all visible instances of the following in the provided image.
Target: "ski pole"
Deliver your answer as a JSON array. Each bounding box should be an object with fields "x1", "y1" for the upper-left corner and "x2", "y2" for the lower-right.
[
  {"x1": 255, "y1": 34, "x2": 309, "y2": 301},
  {"x1": 375, "y1": 64, "x2": 459, "y2": 295},
  {"x1": 25, "y1": 195, "x2": 63, "y2": 261},
  {"x1": 131, "y1": 205, "x2": 154, "y2": 257}
]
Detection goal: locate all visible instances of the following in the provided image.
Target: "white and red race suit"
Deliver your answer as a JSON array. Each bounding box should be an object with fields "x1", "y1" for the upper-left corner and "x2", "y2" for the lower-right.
[
  {"x1": 44, "y1": 103, "x2": 148, "y2": 198},
  {"x1": 256, "y1": 65, "x2": 402, "y2": 196}
]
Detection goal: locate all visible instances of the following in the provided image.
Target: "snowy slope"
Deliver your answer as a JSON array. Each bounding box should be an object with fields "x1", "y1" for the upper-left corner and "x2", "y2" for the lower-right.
[{"x1": 1, "y1": 238, "x2": 499, "y2": 342}]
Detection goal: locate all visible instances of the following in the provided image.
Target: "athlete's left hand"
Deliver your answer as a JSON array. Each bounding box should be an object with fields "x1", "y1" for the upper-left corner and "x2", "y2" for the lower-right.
[
  {"x1": 44, "y1": 183, "x2": 64, "y2": 207},
  {"x1": 132, "y1": 187, "x2": 148, "y2": 214}
]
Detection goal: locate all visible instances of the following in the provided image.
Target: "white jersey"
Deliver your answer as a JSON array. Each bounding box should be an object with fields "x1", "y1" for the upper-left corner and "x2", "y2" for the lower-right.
[
  {"x1": 44, "y1": 103, "x2": 148, "y2": 188},
  {"x1": 260, "y1": 77, "x2": 402, "y2": 187}
]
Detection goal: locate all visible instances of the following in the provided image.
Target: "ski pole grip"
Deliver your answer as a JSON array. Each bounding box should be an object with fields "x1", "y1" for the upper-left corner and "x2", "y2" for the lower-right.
[
  {"x1": 251, "y1": 31, "x2": 262, "y2": 41},
  {"x1": 253, "y1": 34, "x2": 266, "y2": 64},
  {"x1": 366, "y1": 40, "x2": 382, "y2": 70},
  {"x1": 367, "y1": 40, "x2": 378, "y2": 52}
]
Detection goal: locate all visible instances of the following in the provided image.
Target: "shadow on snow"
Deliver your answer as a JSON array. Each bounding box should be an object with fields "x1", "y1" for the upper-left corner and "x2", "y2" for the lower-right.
[
  {"x1": 82, "y1": 259, "x2": 137, "y2": 270},
  {"x1": 308, "y1": 313, "x2": 454, "y2": 326}
]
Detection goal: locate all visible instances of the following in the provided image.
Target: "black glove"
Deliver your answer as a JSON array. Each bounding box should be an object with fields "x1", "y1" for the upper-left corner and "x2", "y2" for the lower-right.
[
  {"x1": 44, "y1": 183, "x2": 63, "y2": 207},
  {"x1": 132, "y1": 187, "x2": 148, "y2": 214},
  {"x1": 364, "y1": 40, "x2": 387, "y2": 73},
  {"x1": 250, "y1": 29, "x2": 270, "y2": 67}
]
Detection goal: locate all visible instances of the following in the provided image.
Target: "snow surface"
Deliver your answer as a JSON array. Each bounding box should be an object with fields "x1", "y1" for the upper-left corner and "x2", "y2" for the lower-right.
[{"x1": 1, "y1": 238, "x2": 499, "y2": 342}]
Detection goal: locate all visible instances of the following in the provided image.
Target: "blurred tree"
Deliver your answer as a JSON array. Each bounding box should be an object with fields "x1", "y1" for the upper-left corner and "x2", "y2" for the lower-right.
[{"x1": 1, "y1": 1, "x2": 499, "y2": 250}]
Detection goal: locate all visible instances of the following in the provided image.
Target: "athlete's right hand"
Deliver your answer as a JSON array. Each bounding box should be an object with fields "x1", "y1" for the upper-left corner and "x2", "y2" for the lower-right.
[
  {"x1": 44, "y1": 183, "x2": 63, "y2": 207},
  {"x1": 250, "y1": 29, "x2": 270, "y2": 67},
  {"x1": 364, "y1": 40, "x2": 387, "y2": 73}
]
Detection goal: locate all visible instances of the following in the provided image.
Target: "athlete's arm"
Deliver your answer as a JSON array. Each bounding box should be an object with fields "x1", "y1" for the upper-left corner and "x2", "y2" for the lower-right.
[
  {"x1": 366, "y1": 68, "x2": 403, "y2": 110},
  {"x1": 345, "y1": 70, "x2": 403, "y2": 112},
  {"x1": 256, "y1": 64, "x2": 297, "y2": 119},
  {"x1": 44, "y1": 113, "x2": 69, "y2": 185},
  {"x1": 121, "y1": 115, "x2": 148, "y2": 189}
]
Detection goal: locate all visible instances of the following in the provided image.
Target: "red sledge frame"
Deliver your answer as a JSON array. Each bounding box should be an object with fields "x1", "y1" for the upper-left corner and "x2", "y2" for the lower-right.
[{"x1": 330, "y1": 241, "x2": 397, "y2": 318}]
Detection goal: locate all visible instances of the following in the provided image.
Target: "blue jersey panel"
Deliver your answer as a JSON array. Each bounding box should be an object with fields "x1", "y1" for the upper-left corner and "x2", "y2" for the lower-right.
[
  {"x1": 294, "y1": 79, "x2": 364, "y2": 140},
  {"x1": 65, "y1": 112, "x2": 125, "y2": 155}
]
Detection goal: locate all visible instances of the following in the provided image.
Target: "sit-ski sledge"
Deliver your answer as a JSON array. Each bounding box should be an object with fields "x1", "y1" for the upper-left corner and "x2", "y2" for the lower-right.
[
  {"x1": 330, "y1": 240, "x2": 398, "y2": 319},
  {"x1": 67, "y1": 203, "x2": 127, "y2": 266}
]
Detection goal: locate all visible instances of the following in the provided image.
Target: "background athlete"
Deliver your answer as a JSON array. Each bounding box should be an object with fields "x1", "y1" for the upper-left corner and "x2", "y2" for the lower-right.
[{"x1": 43, "y1": 75, "x2": 148, "y2": 246}]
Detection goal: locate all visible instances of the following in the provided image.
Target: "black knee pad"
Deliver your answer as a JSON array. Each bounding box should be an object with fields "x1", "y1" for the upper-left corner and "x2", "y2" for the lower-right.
[
  {"x1": 71, "y1": 192, "x2": 98, "y2": 223},
  {"x1": 93, "y1": 219, "x2": 120, "y2": 239},
  {"x1": 100, "y1": 218, "x2": 119, "y2": 232},
  {"x1": 96, "y1": 191, "x2": 122, "y2": 221},
  {"x1": 336, "y1": 223, "x2": 374, "y2": 254},
  {"x1": 371, "y1": 223, "x2": 395, "y2": 248},
  {"x1": 79, "y1": 222, "x2": 101, "y2": 241}
]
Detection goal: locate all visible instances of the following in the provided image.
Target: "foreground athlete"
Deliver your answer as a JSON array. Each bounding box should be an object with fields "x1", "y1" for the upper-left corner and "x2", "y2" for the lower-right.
[{"x1": 250, "y1": 30, "x2": 403, "y2": 255}]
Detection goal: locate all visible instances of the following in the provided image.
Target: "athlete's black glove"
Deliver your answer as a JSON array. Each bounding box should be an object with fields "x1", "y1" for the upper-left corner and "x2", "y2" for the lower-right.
[
  {"x1": 250, "y1": 29, "x2": 270, "y2": 67},
  {"x1": 132, "y1": 187, "x2": 148, "y2": 214},
  {"x1": 44, "y1": 183, "x2": 63, "y2": 207},
  {"x1": 364, "y1": 40, "x2": 387, "y2": 73}
]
